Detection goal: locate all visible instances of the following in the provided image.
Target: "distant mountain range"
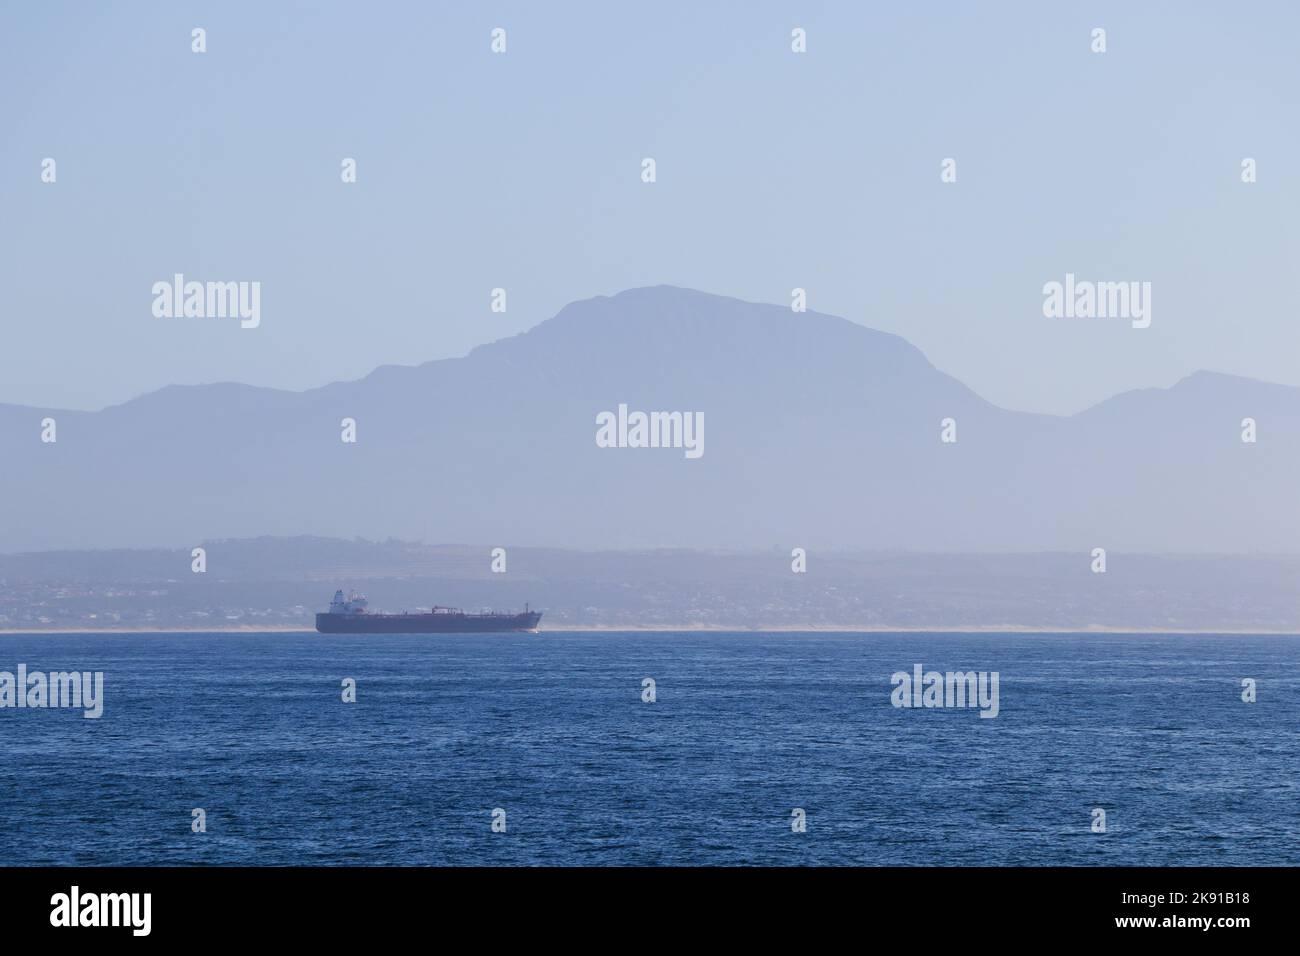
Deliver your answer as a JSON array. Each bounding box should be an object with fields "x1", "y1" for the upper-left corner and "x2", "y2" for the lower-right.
[{"x1": 2, "y1": 286, "x2": 1297, "y2": 553}]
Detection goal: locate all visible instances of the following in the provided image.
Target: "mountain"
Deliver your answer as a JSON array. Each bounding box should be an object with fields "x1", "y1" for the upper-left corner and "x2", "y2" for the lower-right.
[{"x1": 2, "y1": 286, "x2": 1297, "y2": 553}]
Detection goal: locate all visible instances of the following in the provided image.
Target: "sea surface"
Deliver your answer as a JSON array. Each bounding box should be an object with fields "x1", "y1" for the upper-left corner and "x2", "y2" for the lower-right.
[{"x1": 0, "y1": 631, "x2": 1297, "y2": 866}]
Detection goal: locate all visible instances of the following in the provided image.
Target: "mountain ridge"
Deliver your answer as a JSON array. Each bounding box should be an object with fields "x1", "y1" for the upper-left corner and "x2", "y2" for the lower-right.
[
  {"x1": 2, "y1": 286, "x2": 1290, "y2": 417},
  {"x1": 1, "y1": 286, "x2": 1295, "y2": 554}
]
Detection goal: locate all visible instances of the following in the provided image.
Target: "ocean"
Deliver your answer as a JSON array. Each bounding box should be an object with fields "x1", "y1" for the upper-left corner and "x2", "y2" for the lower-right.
[{"x1": 1, "y1": 631, "x2": 1297, "y2": 866}]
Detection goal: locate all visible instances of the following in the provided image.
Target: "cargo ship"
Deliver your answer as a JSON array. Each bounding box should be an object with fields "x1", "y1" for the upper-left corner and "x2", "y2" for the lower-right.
[{"x1": 315, "y1": 590, "x2": 542, "y2": 634}]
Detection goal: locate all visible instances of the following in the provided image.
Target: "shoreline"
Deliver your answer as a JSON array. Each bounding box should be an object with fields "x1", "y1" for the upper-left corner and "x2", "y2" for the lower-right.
[{"x1": 2, "y1": 625, "x2": 1299, "y2": 636}]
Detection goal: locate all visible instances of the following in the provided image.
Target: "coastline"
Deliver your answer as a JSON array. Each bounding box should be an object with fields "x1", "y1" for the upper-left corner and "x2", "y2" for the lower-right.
[{"x1": 2, "y1": 625, "x2": 1300, "y2": 636}]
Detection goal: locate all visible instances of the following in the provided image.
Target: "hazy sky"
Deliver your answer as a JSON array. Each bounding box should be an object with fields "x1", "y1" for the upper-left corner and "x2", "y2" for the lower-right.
[{"x1": 2, "y1": 1, "x2": 1297, "y2": 415}]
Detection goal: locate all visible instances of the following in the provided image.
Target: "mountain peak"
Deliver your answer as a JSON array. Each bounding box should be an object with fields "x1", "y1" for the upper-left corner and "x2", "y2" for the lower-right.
[{"x1": 3, "y1": 288, "x2": 1299, "y2": 555}]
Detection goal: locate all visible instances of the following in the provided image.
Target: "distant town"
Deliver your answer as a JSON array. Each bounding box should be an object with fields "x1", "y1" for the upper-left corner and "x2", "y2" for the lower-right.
[{"x1": 2, "y1": 536, "x2": 1298, "y2": 632}]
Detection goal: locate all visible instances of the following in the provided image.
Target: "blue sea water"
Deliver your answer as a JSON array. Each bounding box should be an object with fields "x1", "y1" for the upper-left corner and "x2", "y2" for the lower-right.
[{"x1": 0, "y1": 631, "x2": 1297, "y2": 866}]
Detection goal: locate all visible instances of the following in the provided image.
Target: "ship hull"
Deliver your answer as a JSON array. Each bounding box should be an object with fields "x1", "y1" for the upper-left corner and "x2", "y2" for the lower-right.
[{"x1": 315, "y1": 611, "x2": 541, "y2": 634}]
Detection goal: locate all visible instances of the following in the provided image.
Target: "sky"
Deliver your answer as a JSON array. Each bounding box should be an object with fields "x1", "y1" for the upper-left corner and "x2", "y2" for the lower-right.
[{"x1": 1, "y1": 0, "x2": 1297, "y2": 416}]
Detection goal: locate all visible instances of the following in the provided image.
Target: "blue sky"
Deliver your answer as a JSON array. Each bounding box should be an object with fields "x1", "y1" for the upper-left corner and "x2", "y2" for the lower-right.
[{"x1": 1, "y1": 0, "x2": 1297, "y2": 414}]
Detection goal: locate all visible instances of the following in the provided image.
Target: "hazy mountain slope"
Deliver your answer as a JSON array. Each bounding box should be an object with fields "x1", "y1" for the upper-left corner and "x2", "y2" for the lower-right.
[{"x1": 1, "y1": 287, "x2": 1295, "y2": 553}]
